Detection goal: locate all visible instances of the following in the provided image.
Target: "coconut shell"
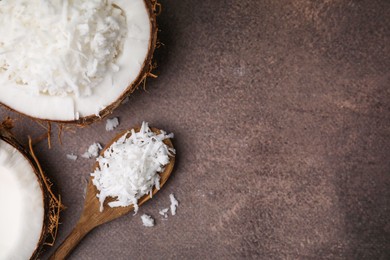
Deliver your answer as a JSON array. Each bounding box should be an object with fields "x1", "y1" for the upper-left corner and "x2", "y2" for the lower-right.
[
  {"x1": 0, "y1": 0, "x2": 159, "y2": 126},
  {"x1": 0, "y1": 120, "x2": 62, "y2": 259}
]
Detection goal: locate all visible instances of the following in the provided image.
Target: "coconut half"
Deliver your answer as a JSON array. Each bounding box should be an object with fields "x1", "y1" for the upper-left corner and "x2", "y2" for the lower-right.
[
  {"x1": 0, "y1": 0, "x2": 158, "y2": 124},
  {"x1": 0, "y1": 123, "x2": 61, "y2": 259}
]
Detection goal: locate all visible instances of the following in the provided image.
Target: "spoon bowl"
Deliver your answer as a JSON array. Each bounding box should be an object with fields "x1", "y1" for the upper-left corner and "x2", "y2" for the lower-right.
[{"x1": 50, "y1": 127, "x2": 175, "y2": 259}]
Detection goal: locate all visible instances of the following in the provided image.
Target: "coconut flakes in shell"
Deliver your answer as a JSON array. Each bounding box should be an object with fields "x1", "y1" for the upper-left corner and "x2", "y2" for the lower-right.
[{"x1": 0, "y1": 0, "x2": 158, "y2": 124}]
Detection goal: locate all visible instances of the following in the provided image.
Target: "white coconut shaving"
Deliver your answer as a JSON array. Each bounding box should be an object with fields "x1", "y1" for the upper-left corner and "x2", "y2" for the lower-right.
[
  {"x1": 141, "y1": 214, "x2": 155, "y2": 227},
  {"x1": 66, "y1": 154, "x2": 78, "y2": 161},
  {"x1": 106, "y1": 117, "x2": 119, "y2": 131},
  {"x1": 0, "y1": 0, "x2": 127, "y2": 97},
  {"x1": 82, "y1": 143, "x2": 102, "y2": 159},
  {"x1": 159, "y1": 208, "x2": 169, "y2": 218},
  {"x1": 170, "y1": 194, "x2": 179, "y2": 216},
  {"x1": 91, "y1": 122, "x2": 175, "y2": 212}
]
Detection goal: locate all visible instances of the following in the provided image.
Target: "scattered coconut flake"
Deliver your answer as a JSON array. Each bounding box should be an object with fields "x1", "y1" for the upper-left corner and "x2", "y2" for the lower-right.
[
  {"x1": 141, "y1": 214, "x2": 155, "y2": 227},
  {"x1": 81, "y1": 143, "x2": 102, "y2": 159},
  {"x1": 81, "y1": 174, "x2": 90, "y2": 199},
  {"x1": 159, "y1": 208, "x2": 169, "y2": 218},
  {"x1": 170, "y1": 194, "x2": 179, "y2": 216},
  {"x1": 66, "y1": 154, "x2": 78, "y2": 161},
  {"x1": 91, "y1": 122, "x2": 175, "y2": 212},
  {"x1": 106, "y1": 117, "x2": 119, "y2": 131}
]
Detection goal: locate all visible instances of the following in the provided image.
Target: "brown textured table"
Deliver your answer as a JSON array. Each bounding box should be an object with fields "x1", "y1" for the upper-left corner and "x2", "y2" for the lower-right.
[{"x1": 1, "y1": 0, "x2": 389, "y2": 259}]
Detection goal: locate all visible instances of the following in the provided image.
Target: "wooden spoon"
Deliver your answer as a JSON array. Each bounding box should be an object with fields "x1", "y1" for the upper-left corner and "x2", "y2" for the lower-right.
[{"x1": 50, "y1": 127, "x2": 175, "y2": 260}]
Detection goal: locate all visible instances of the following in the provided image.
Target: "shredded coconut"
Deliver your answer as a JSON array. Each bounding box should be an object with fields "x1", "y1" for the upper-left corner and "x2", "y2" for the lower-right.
[
  {"x1": 82, "y1": 143, "x2": 102, "y2": 159},
  {"x1": 66, "y1": 154, "x2": 78, "y2": 161},
  {"x1": 170, "y1": 194, "x2": 179, "y2": 216},
  {"x1": 0, "y1": 0, "x2": 127, "y2": 97},
  {"x1": 159, "y1": 208, "x2": 169, "y2": 218},
  {"x1": 141, "y1": 214, "x2": 154, "y2": 227},
  {"x1": 106, "y1": 117, "x2": 119, "y2": 131},
  {"x1": 91, "y1": 122, "x2": 175, "y2": 212}
]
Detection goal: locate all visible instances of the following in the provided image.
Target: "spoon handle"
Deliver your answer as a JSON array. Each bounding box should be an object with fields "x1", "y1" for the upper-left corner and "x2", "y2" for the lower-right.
[{"x1": 49, "y1": 219, "x2": 95, "y2": 260}]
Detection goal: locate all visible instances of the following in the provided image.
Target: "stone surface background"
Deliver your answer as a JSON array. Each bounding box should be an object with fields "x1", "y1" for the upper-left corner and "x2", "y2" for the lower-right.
[{"x1": 1, "y1": 0, "x2": 389, "y2": 259}]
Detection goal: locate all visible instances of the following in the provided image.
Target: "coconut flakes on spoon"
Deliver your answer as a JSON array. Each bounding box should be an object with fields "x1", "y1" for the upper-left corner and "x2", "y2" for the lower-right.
[{"x1": 91, "y1": 122, "x2": 175, "y2": 213}]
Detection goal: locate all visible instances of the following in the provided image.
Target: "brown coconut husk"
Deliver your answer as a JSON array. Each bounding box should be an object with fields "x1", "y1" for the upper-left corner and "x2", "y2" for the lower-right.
[
  {"x1": 0, "y1": 118, "x2": 63, "y2": 259},
  {"x1": 0, "y1": 0, "x2": 160, "y2": 127}
]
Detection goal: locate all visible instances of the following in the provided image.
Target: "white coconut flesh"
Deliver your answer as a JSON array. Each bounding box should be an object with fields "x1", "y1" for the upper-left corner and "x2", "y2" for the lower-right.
[
  {"x1": 0, "y1": 139, "x2": 44, "y2": 260},
  {"x1": 0, "y1": 0, "x2": 151, "y2": 121}
]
